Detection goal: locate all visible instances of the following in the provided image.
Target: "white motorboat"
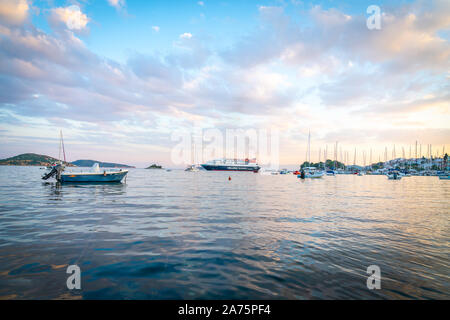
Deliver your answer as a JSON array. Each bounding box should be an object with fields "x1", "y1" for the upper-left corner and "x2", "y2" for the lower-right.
[
  {"x1": 387, "y1": 171, "x2": 402, "y2": 180},
  {"x1": 298, "y1": 167, "x2": 324, "y2": 179},
  {"x1": 185, "y1": 165, "x2": 199, "y2": 172}
]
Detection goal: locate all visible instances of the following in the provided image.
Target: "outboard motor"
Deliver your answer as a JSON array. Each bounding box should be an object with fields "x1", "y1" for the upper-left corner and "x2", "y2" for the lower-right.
[
  {"x1": 42, "y1": 167, "x2": 57, "y2": 180},
  {"x1": 42, "y1": 164, "x2": 64, "y2": 181},
  {"x1": 300, "y1": 169, "x2": 306, "y2": 179}
]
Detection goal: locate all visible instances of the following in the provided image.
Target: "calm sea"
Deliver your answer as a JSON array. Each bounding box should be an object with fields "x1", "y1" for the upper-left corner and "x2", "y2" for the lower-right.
[{"x1": 0, "y1": 166, "x2": 448, "y2": 299}]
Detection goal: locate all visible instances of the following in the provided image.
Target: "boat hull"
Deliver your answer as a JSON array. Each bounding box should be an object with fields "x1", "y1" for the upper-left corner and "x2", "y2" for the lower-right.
[
  {"x1": 201, "y1": 164, "x2": 260, "y2": 172},
  {"x1": 438, "y1": 175, "x2": 450, "y2": 180},
  {"x1": 297, "y1": 173, "x2": 324, "y2": 179},
  {"x1": 59, "y1": 171, "x2": 128, "y2": 183}
]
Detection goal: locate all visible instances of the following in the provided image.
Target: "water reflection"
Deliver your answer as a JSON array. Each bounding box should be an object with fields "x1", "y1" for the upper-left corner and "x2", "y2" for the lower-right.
[
  {"x1": 42, "y1": 181, "x2": 127, "y2": 200},
  {"x1": 0, "y1": 167, "x2": 448, "y2": 299}
]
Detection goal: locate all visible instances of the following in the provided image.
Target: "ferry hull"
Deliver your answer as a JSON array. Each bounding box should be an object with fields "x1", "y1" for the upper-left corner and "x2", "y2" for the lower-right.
[
  {"x1": 59, "y1": 171, "x2": 128, "y2": 183},
  {"x1": 201, "y1": 164, "x2": 260, "y2": 172}
]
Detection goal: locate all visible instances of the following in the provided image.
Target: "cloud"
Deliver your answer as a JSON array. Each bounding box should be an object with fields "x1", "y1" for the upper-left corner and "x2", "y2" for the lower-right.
[
  {"x1": 49, "y1": 5, "x2": 89, "y2": 31},
  {"x1": 225, "y1": 2, "x2": 450, "y2": 74},
  {"x1": 0, "y1": 0, "x2": 29, "y2": 26},
  {"x1": 107, "y1": 0, "x2": 126, "y2": 10},
  {"x1": 0, "y1": 0, "x2": 448, "y2": 165},
  {"x1": 198, "y1": 1, "x2": 204, "y2": 6},
  {"x1": 180, "y1": 32, "x2": 192, "y2": 39}
]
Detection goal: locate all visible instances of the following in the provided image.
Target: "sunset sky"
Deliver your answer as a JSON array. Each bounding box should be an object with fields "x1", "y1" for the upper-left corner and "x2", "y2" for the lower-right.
[{"x1": 0, "y1": 0, "x2": 449, "y2": 168}]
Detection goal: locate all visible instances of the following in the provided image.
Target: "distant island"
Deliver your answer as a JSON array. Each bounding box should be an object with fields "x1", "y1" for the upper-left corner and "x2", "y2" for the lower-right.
[
  {"x1": 0, "y1": 153, "x2": 134, "y2": 168},
  {"x1": 146, "y1": 164, "x2": 163, "y2": 169},
  {"x1": 71, "y1": 159, "x2": 135, "y2": 168},
  {"x1": 0, "y1": 153, "x2": 75, "y2": 167}
]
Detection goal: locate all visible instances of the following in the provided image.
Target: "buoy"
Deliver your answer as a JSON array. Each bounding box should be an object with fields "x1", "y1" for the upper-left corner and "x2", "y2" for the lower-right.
[{"x1": 228, "y1": 176, "x2": 231, "y2": 181}]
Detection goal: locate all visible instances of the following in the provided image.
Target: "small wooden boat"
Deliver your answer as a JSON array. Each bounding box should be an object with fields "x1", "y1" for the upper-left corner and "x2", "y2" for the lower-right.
[
  {"x1": 60, "y1": 167, "x2": 128, "y2": 183},
  {"x1": 41, "y1": 131, "x2": 128, "y2": 183},
  {"x1": 43, "y1": 163, "x2": 128, "y2": 183}
]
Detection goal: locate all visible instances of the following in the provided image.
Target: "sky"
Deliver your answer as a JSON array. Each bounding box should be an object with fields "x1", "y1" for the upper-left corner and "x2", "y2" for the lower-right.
[{"x1": 0, "y1": 0, "x2": 449, "y2": 168}]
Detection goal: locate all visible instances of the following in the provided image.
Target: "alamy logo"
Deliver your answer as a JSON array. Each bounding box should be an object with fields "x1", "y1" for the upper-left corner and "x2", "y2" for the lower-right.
[
  {"x1": 66, "y1": 265, "x2": 81, "y2": 290},
  {"x1": 366, "y1": 5, "x2": 381, "y2": 30},
  {"x1": 366, "y1": 265, "x2": 381, "y2": 289}
]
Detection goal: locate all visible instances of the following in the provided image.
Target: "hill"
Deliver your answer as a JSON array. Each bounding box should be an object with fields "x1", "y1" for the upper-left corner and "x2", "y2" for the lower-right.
[
  {"x1": 0, "y1": 153, "x2": 75, "y2": 166},
  {"x1": 71, "y1": 159, "x2": 135, "y2": 168},
  {"x1": 146, "y1": 164, "x2": 163, "y2": 169}
]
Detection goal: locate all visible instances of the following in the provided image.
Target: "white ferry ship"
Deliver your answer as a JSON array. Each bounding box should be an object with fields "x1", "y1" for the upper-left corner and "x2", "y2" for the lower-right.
[{"x1": 201, "y1": 158, "x2": 260, "y2": 172}]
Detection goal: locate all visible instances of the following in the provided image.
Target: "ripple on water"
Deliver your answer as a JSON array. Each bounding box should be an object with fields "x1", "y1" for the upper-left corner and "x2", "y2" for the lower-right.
[{"x1": 0, "y1": 167, "x2": 448, "y2": 299}]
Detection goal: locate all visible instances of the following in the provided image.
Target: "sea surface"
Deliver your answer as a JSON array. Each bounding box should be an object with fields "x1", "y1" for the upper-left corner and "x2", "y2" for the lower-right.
[{"x1": 0, "y1": 166, "x2": 448, "y2": 299}]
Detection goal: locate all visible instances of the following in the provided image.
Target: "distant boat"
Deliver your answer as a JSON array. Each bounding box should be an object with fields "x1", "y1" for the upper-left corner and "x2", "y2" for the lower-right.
[
  {"x1": 185, "y1": 165, "x2": 199, "y2": 172},
  {"x1": 260, "y1": 169, "x2": 279, "y2": 175},
  {"x1": 201, "y1": 158, "x2": 260, "y2": 172},
  {"x1": 387, "y1": 171, "x2": 402, "y2": 180},
  {"x1": 298, "y1": 167, "x2": 324, "y2": 179},
  {"x1": 326, "y1": 170, "x2": 335, "y2": 176}
]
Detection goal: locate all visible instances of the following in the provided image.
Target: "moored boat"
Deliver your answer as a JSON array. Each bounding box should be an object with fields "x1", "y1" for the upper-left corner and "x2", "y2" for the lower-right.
[
  {"x1": 41, "y1": 131, "x2": 128, "y2": 183},
  {"x1": 297, "y1": 167, "x2": 324, "y2": 179},
  {"x1": 185, "y1": 165, "x2": 199, "y2": 172},
  {"x1": 387, "y1": 171, "x2": 402, "y2": 180},
  {"x1": 60, "y1": 163, "x2": 127, "y2": 183},
  {"x1": 44, "y1": 163, "x2": 128, "y2": 183}
]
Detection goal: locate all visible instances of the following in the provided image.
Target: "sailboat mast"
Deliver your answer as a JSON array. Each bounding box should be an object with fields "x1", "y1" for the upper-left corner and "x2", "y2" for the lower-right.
[
  {"x1": 334, "y1": 141, "x2": 338, "y2": 170},
  {"x1": 308, "y1": 130, "x2": 311, "y2": 164},
  {"x1": 61, "y1": 130, "x2": 66, "y2": 162},
  {"x1": 58, "y1": 131, "x2": 62, "y2": 162}
]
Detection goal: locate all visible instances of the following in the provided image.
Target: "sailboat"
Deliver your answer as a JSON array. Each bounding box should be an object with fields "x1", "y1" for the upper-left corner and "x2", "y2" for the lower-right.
[
  {"x1": 42, "y1": 131, "x2": 128, "y2": 183},
  {"x1": 298, "y1": 131, "x2": 324, "y2": 179},
  {"x1": 185, "y1": 136, "x2": 201, "y2": 172}
]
